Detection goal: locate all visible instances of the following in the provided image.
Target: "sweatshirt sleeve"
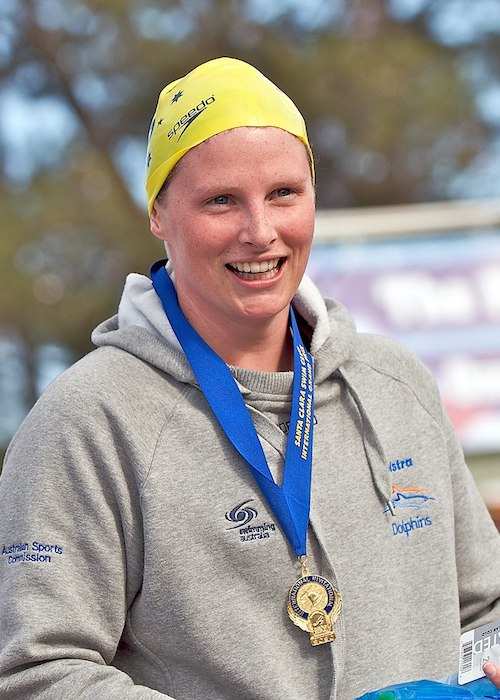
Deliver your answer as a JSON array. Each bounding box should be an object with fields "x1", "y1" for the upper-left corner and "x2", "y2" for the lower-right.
[
  {"x1": 443, "y1": 410, "x2": 500, "y2": 631},
  {"x1": 0, "y1": 375, "x2": 175, "y2": 699}
]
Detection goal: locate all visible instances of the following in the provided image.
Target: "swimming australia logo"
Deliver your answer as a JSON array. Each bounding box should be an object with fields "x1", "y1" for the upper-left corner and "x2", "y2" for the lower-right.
[
  {"x1": 225, "y1": 499, "x2": 258, "y2": 529},
  {"x1": 384, "y1": 483, "x2": 436, "y2": 514},
  {"x1": 168, "y1": 95, "x2": 216, "y2": 141},
  {"x1": 225, "y1": 499, "x2": 277, "y2": 544}
]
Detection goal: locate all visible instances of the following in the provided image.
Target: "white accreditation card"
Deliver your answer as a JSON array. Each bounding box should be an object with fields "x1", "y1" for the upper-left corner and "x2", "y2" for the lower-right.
[{"x1": 458, "y1": 619, "x2": 500, "y2": 685}]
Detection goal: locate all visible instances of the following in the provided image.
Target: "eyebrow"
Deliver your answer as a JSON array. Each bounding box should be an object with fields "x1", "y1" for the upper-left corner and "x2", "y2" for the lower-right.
[{"x1": 192, "y1": 176, "x2": 310, "y2": 197}]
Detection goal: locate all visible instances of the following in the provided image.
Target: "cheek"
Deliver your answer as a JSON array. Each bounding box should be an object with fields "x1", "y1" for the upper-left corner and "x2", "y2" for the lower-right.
[
  {"x1": 174, "y1": 225, "x2": 233, "y2": 270},
  {"x1": 286, "y1": 209, "x2": 315, "y2": 249},
  {"x1": 193, "y1": 219, "x2": 238, "y2": 255}
]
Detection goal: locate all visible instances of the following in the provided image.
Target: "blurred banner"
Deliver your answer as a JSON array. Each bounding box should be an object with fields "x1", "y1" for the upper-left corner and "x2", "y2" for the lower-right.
[{"x1": 307, "y1": 230, "x2": 500, "y2": 454}]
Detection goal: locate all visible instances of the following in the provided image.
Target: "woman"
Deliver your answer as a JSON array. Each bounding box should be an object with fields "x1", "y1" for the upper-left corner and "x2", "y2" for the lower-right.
[{"x1": 1, "y1": 57, "x2": 500, "y2": 700}]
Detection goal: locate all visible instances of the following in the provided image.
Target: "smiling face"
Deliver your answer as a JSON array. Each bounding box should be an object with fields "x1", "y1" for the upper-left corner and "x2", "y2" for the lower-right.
[{"x1": 149, "y1": 126, "x2": 315, "y2": 337}]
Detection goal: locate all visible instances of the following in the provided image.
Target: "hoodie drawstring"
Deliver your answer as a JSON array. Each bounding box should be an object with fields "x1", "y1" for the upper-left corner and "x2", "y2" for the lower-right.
[{"x1": 337, "y1": 368, "x2": 395, "y2": 516}]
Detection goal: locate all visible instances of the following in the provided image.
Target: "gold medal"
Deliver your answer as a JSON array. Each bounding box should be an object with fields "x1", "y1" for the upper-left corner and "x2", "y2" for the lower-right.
[{"x1": 287, "y1": 557, "x2": 342, "y2": 646}]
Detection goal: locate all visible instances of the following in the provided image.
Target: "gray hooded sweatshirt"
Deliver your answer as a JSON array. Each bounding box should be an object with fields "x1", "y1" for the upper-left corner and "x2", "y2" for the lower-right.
[{"x1": 0, "y1": 270, "x2": 499, "y2": 700}]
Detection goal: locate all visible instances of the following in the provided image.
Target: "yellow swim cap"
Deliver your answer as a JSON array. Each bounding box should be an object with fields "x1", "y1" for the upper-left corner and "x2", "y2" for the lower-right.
[{"x1": 145, "y1": 57, "x2": 314, "y2": 215}]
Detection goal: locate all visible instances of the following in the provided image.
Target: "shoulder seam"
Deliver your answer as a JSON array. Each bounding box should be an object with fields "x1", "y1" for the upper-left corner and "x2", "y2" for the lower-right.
[
  {"x1": 350, "y1": 356, "x2": 444, "y2": 430},
  {"x1": 140, "y1": 383, "x2": 194, "y2": 495}
]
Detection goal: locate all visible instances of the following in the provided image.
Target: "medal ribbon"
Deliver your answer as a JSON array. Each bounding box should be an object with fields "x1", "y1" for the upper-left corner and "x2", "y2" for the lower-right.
[{"x1": 150, "y1": 260, "x2": 314, "y2": 556}]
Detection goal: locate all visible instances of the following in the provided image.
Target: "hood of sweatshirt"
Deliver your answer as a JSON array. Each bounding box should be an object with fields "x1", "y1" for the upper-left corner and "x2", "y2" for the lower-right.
[
  {"x1": 92, "y1": 265, "x2": 393, "y2": 509},
  {"x1": 92, "y1": 263, "x2": 353, "y2": 385}
]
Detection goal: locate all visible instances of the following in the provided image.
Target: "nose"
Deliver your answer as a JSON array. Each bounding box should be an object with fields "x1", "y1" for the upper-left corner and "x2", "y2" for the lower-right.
[{"x1": 237, "y1": 204, "x2": 277, "y2": 249}]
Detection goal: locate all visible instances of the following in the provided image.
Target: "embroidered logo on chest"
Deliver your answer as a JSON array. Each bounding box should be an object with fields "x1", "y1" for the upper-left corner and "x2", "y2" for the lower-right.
[
  {"x1": 384, "y1": 483, "x2": 436, "y2": 513},
  {"x1": 388, "y1": 456, "x2": 414, "y2": 472},
  {"x1": 225, "y1": 499, "x2": 277, "y2": 543},
  {"x1": 385, "y1": 482, "x2": 437, "y2": 538}
]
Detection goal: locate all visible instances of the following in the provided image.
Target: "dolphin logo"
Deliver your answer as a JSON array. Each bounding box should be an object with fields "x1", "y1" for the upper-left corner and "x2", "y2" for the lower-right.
[{"x1": 384, "y1": 484, "x2": 436, "y2": 513}]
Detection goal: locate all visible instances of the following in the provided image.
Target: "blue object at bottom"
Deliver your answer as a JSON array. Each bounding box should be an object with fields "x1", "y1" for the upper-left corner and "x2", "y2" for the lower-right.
[{"x1": 357, "y1": 677, "x2": 500, "y2": 699}]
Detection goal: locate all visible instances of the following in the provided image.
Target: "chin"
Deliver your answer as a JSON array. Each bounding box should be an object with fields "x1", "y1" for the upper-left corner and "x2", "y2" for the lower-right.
[{"x1": 236, "y1": 298, "x2": 291, "y2": 322}]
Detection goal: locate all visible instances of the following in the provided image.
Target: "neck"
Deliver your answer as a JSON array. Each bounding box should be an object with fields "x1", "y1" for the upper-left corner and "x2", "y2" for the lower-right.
[{"x1": 178, "y1": 301, "x2": 293, "y2": 372}]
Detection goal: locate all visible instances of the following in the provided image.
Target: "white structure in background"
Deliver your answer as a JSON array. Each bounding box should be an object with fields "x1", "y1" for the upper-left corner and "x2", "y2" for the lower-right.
[{"x1": 308, "y1": 198, "x2": 500, "y2": 456}]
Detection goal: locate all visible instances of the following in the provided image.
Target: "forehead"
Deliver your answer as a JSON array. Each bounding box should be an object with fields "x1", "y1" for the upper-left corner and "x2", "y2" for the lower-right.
[{"x1": 172, "y1": 126, "x2": 311, "y2": 185}]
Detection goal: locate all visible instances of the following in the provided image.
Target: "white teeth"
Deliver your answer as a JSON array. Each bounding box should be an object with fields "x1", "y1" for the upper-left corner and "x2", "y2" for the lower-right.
[{"x1": 231, "y1": 258, "x2": 280, "y2": 273}]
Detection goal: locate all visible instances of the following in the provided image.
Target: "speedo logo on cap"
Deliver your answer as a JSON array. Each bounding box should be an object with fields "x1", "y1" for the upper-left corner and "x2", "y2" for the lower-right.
[{"x1": 168, "y1": 95, "x2": 215, "y2": 141}]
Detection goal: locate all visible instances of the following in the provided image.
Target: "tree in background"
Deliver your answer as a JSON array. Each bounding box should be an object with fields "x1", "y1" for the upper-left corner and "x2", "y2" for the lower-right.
[{"x1": 0, "y1": 0, "x2": 498, "y2": 453}]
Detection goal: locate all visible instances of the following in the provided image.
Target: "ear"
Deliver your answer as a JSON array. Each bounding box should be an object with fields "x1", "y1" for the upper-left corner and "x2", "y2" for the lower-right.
[{"x1": 149, "y1": 200, "x2": 167, "y2": 241}]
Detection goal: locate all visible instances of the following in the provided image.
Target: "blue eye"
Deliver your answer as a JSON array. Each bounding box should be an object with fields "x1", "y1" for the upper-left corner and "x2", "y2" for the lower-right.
[
  {"x1": 211, "y1": 195, "x2": 230, "y2": 205},
  {"x1": 276, "y1": 188, "x2": 292, "y2": 197}
]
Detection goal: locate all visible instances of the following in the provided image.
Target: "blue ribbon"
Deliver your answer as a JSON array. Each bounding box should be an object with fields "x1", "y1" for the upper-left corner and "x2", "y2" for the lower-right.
[{"x1": 150, "y1": 260, "x2": 314, "y2": 556}]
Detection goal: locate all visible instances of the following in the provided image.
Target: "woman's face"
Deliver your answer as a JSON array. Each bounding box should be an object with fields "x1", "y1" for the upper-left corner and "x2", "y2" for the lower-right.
[{"x1": 150, "y1": 126, "x2": 315, "y2": 332}]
